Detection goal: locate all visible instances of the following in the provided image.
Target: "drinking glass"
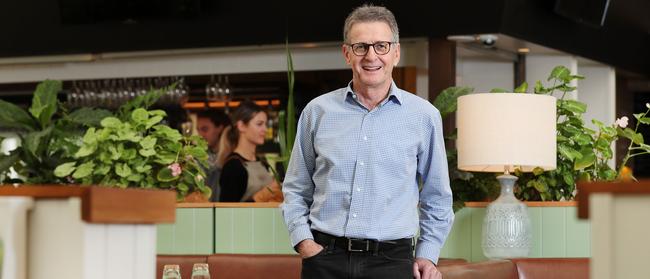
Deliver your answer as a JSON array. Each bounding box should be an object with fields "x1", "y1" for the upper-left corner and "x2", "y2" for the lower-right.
[
  {"x1": 162, "y1": 264, "x2": 181, "y2": 279},
  {"x1": 190, "y1": 263, "x2": 210, "y2": 279}
]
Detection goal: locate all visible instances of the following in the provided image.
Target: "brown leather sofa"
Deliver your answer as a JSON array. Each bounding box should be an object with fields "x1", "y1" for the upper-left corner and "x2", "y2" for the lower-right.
[
  {"x1": 157, "y1": 254, "x2": 587, "y2": 279},
  {"x1": 439, "y1": 258, "x2": 590, "y2": 279}
]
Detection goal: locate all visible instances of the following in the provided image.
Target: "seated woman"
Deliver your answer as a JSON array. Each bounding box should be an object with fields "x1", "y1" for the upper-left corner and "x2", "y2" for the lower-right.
[{"x1": 217, "y1": 101, "x2": 282, "y2": 202}]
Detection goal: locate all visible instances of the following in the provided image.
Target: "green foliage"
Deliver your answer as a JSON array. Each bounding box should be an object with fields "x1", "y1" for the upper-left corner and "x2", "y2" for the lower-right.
[
  {"x1": 54, "y1": 90, "x2": 211, "y2": 200},
  {"x1": 276, "y1": 39, "x2": 298, "y2": 179},
  {"x1": 0, "y1": 80, "x2": 210, "y2": 200},
  {"x1": 440, "y1": 65, "x2": 650, "y2": 206},
  {"x1": 513, "y1": 65, "x2": 649, "y2": 201},
  {"x1": 433, "y1": 86, "x2": 474, "y2": 118},
  {"x1": 0, "y1": 80, "x2": 111, "y2": 184}
]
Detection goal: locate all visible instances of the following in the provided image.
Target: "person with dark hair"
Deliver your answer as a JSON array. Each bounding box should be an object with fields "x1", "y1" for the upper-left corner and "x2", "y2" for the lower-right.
[
  {"x1": 280, "y1": 4, "x2": 452, "y2": 279},
  {"x1": 218, "y1": 101, "x2": 282, "y2": 202},
  {"x1": 196, "y1": 109, "x2": 230, "y2": 201}
]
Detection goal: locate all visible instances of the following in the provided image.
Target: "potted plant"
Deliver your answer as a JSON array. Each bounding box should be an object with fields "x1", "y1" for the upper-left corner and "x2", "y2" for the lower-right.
[
  {"x1": 0, "y1": 80, "x2": 211, "y2": 201},
  {"x1": 437, "y1": 65, "x2": 650, "y2": 261}
]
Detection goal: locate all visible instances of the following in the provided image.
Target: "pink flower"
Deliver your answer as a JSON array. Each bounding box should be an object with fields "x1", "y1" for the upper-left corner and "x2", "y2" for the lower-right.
[
  {"x1": 168, "y1": 163, "x2": 182, "y2": 177},
  {"x1": 615, "y1": 116, "x2": 629, "y2": 128}
]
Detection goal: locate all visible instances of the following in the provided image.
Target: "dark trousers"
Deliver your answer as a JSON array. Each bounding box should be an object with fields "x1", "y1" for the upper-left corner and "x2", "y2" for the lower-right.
[{"x1": 301, "y1": 231, "x2": 414, "y2": 279}]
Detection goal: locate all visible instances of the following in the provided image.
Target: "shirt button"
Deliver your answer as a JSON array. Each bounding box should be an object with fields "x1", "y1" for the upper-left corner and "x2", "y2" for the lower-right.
[
  {"x1": 359, "y1": 161, "x2": 365, "y2": 166},
  {"x1": 357, "y1": 188, "x2": 362, "y2": 192},
  {"x1": 363, "y1": 136, "x2": 368, "y2": 141},
  {"x1": 352, "y1": 213, "x2": 357, "y2": 218}
]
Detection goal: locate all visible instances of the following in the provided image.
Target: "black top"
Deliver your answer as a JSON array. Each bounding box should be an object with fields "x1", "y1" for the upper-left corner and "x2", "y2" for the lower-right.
[{"x1": 219, "y1": 153, "x2": 249, "y2": 202}]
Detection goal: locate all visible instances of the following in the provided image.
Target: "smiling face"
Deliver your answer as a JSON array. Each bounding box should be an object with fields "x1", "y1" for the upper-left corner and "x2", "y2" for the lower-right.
[
  {"x1": 237, "y1": 111, "x2": 268, "y2": 146},
  {"x1": 343, "y1": 21, "x2": 400, "y2": 93}
]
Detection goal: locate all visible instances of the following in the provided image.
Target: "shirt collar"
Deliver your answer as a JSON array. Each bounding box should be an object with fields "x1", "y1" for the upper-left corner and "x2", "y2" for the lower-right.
[{"x1": 344, "y1": 81, "x2": 403, "y2": 106}]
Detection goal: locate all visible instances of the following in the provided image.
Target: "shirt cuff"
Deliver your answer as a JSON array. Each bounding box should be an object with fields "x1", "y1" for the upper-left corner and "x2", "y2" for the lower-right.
[
  {"x1": 415, "y1": 241, "x2": 441, "y2": 265},
  {"x1": 289, "y1": 224, "x2": 314, "y2": 248}
]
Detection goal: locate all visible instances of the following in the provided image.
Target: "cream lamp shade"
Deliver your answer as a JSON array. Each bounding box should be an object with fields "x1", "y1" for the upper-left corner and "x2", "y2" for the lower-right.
[{"x1": 456, "y1": 93, "x2": 557, "y2": 173}]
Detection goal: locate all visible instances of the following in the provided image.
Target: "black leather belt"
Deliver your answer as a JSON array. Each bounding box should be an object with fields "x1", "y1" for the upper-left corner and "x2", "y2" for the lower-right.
[{"x1": 312, "y1": 230, "x2": 412, "y2": 253}]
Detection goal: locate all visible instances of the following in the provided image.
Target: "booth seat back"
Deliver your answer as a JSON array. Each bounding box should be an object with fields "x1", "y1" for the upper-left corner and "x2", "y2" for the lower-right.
[
  {"x1": 511, "y1": 258, "x2": 590, "y2": 279},
  {"x1": 156, "y1": 254, "x2": 300, "y2": 279},
  {"x1": 208, "y1": 254, "x2": 301, "y2": 279},
  {"x1": 438, "y1": 260, "x2": 518, "y2": 279},
  {"x1": 156, "y1": 254, "x2": 468, "y2": 279}
]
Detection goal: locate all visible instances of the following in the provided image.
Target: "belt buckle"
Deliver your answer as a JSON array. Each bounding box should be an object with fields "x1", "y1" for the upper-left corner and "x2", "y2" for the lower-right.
[{"x1": 347, "y1": 238, "x2": 369, "y2": 252}]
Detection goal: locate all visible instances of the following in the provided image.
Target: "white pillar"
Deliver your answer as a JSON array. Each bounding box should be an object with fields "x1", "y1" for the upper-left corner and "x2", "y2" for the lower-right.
[
  {"x1": 0, "y1": 197, "x2": 34, "y2": 279},
  {"x1": 456, "y1": 58, "x2": 514, "y2": 93}
]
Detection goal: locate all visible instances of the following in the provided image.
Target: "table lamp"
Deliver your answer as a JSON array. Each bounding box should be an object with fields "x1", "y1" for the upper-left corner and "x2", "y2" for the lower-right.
[{"x1": 456, "y1": 93, "x2": 556, "y2": 258}]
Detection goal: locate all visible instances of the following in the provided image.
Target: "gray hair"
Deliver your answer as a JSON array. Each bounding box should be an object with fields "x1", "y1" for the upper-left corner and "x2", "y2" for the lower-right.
[{"x1": 343, "y1": 4, "x2": 400, "y2": 43}]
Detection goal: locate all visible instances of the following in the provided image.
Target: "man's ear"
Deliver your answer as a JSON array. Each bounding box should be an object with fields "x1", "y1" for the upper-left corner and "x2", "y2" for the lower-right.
[
  {"x1": 342, "y1": 44, "x2": 352, "y2": 65},
  {"x1": 393, "y1": 43, "x2": 401, "y2": 66}
]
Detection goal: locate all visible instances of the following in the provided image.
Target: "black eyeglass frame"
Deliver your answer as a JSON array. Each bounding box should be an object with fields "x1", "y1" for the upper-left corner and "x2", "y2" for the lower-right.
[{"x1": 345, "y1": 41, "x2": 398, "y2": 56}]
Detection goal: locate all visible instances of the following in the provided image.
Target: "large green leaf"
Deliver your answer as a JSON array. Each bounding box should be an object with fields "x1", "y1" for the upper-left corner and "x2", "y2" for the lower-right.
[
  {"x1": 533, "y1": 81, "x2": 550, "y2": 94},
  {"x1": 561, "y1": 100, "x2": 587, "y2": 114},
  {"x1": 28, "y1": 80, "x2": 62, "y2": 128},
  {"x1": 285, "y1": 40, "x2": 296, "y2": 168},
  {"x1": 23, "y1": 126, "x2": 53, "y2": 158},
  {"x1": 67, "y1": 108, "x2": 112, "y2": 127},
  {"x1": 72, "y1": 161, "x2": 95, "y2": 179},
  {"x1": 157, "y1": 167, "x2": 179, "y2": 182},
  {"x1": 145, "y1": 116, "x2": 163, "y2": 129},
  {"x1": 54, "y1": 162, "x2": 76, "y2": 177},
  {"x1": 115, "y1": 163, "x2": 132, "y2": 178},
  {"x1": 139, "y1": 136, "x2": 157, "y2": 149},
  {"x1": 514, "y1": 82, "x2": 528, "y2": 93},
  {"x1": 432, "y1": 86, "x2": 474, "y2": 118},
  {"x1": 100, "y1": 117, "x2": 122, "y2": 129},
  {"x1": 548, "y1": 66, "x2": 571, "y2": 82},
  {"x1": 0, "y1": 99, "x2": 37, "y2": 131},
  {"x1": 558, "y1": 145, "x2": 581, "y2": 161},
  {"x1": 75, "y1": 144, "x2": 97, "y2": 158},
  {"x1": 152, "y1": 125, "x2": 183, "y2": 142},
  {"x1": 572, "y1": 133, "x2": 592, "y2": 146},
  {"x1": 185, "y1": 146, "x2": 207, "y2": 159},
  {"x1": 574, "y1": 148, "x2": 596, "y2": 170},
  {"x1": 131, "y1": 108, "x2": 149, "y2": 124}
]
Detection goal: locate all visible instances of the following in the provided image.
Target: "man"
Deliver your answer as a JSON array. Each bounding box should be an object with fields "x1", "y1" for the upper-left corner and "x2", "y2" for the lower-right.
[
  {"x1": 196, "y1": 109, "x2": 230, "y2": 202},
  {"x1": 281, "y1": 4, "x2": 453, "y2": 279}
]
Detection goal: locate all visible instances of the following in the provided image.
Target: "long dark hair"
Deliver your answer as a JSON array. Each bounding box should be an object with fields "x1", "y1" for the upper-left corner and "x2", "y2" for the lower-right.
[{"x1": 217, "y1": 101, "x2": 265, "y2": 166}]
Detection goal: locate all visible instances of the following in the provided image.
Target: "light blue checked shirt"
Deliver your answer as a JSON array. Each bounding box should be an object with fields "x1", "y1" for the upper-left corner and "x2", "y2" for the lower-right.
[{"x1": 280, "y1": 82, "x2": 454, "y2": 264}]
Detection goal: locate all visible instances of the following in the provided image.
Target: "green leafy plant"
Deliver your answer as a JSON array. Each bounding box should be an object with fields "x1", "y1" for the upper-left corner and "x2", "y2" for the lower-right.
[
  {"x1": 0, "y1": 80, "x2": 111, "y2": 184},
  {"x1": 435, "y1": 65, "x2": 650, "y2": 208},
  {"x1": 512, "y1": 66, "x2": 649, "y2": 201},
  {"x1": 53, "y1": 87, "x2": 211, "y2": 200},
  {"x1": 276, "y1": 39, "x2": 297, "y2": 178}
]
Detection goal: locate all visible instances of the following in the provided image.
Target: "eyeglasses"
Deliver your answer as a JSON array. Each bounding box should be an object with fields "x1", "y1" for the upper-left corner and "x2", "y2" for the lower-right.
[{"x1": 346, "y1": 41, "x2": 397, "y2": 56}]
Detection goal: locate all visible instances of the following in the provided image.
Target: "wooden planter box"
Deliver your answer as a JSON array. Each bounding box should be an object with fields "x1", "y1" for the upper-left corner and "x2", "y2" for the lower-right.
[{"x1": 0, "y1": 185, "x2": 175, "y2": 279}]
